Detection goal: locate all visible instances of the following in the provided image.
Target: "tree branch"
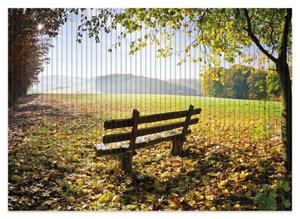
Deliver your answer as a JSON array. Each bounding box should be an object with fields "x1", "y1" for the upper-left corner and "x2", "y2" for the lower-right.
[
  {"x1": 243, "y1": 9, "x2": 277, "y2": 63},
  {"x1": 198, "y1": 9, "x2": 208, "y2": 24}
]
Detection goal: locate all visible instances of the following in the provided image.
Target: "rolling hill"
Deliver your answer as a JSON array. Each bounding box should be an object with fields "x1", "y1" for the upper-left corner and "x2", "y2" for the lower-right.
[
  {"x1": 30, "y1": 74, "x2": 201, "y2": 96},
  {"x1": 95, "y1": 74, "x2": 201, "y2": 96}
]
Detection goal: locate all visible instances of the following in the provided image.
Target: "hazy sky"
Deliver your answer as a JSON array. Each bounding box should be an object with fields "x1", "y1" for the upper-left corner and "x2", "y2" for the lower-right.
[
  {"x1": 41, "y1": 15, "x2": 202, "y2": 81},
  {"x1": 40, "y1": 10, "x2": 265, "y2": 82}
]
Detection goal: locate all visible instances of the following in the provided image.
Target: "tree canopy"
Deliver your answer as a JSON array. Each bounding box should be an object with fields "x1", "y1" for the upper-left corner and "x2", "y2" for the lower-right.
[{"x1": 77, "y1": 9, "x2": 291, "y2": 67}]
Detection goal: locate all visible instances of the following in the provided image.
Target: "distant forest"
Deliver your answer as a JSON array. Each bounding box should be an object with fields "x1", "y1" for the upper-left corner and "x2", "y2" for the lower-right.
[{"x1": 201, "y1": 65, "x2": 281, "y2": 100}]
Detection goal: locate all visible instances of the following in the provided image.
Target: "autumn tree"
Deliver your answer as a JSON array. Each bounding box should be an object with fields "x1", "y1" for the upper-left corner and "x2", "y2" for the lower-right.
[{"x1": 8, "y1": 9, "x2": 67, "y2": 106}]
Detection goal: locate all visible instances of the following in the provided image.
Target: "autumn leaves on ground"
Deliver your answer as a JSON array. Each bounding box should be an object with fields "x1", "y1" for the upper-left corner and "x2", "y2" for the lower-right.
[{"x1": 8, "y1": 94, "x2": 290, "y2": 210}]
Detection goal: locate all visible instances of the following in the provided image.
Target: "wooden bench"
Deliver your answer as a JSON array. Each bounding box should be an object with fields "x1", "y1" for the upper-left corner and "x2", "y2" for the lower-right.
[{"x1": 94, "y1": 105, "x2": 201, "y2": 173}]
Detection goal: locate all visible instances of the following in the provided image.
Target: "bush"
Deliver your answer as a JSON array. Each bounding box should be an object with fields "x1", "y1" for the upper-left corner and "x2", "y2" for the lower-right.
[{"x1": 254, "y1": 180, "x2": 291, "y2": 210}]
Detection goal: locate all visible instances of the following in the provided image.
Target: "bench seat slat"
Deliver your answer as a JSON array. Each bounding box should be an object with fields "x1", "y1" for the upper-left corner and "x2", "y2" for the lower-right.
[
  {"x1": 134, "y1": 130, "x2": 191, "y2": 150},
  {"x1": 102, "y1": 118, "x2": 199, "y2": 144},
  {"x1": 139, "y1": 108, "x2": 201, "y2": 124},
  {"x1": 95, "y1": 147, "x2": 128, "y2": 156},
  {"x1": 95, "y1": 130, "x2": 192, "y2": 156},
  {"x1": 104, "y1": 108, "x2": 201, "y2": 129}
]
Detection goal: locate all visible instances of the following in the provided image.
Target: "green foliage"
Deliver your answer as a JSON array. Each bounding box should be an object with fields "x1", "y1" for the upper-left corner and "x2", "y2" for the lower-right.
[
  {"x1": 254, "y1": 184, "x2": 277, "y2": 210},
  {"x1": 76, "y1": 8, "x2": 290, "y2": 68},
  {"x1": 266, "y1": 70, "x2": 281, "y2": 100},
  {"x1": 247, "y1": 70, "x2": 267, "y2": 100},
  {"x1": 254, "y1": 180, "x2": 291, "y2": 210},
  {"x1": 202, "y1": 65, "x2": 280, "y2": 100},
  {"x1": 201, "y1": 67, "x2": 225, "y2": 97},
  {"x1": 223, "y1": 65, "x2": 250, "y2": 99}
]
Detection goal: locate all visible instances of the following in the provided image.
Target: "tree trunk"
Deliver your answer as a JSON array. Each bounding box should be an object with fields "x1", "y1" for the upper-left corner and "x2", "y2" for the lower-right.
[
  {"x1": 243, "y1": 9, "x2": 292, "y2": 174},
  {"x1": 276, "y1": 9, "x2": 292, "y2": 175},
  {"x1": 276, "y1": 61, "x2": 292, "y2": 174}
]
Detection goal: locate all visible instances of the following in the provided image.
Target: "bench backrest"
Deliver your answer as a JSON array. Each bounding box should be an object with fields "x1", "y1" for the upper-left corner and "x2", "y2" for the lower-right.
[{"x1": 102, "y1": 105, "x2": 201, "y2": 150}]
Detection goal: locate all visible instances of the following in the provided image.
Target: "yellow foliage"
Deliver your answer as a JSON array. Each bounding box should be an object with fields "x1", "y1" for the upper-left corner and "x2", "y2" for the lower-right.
[
  {"x1": 205, "y1": 194, "x2": 216, "y2": 201},
  {"x1": 205, "y1": 200, "x2": 213, "y2": 207},
  {"x1": 233, "y1": 203, "x2": 241, "y2": 209},
  {"x1": 210, "y1": 206, "x2": 217, "y2": 211},
  {"x1": 217, "y1": 179, "x2": 228, "y2": 189},
  {"x1": 222, "y1": 189, "x2": 229, "y2": 195},
  {"x1": 75, "y1": 178, "x2": 84, "y2": 187}
]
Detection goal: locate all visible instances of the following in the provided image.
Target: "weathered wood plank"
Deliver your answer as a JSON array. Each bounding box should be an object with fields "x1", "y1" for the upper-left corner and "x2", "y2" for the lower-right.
[
  {"x1": 104, "y1": 119, "x2": 133, "y2": 129},
  {"x1": 119, "y1": 151, "x2": 133, "y2": 174},
  {"x1": 102, "y1": 132, "x2": 130, "y2": 144},
  {"x1": 137, "y1": 118, "x2": 198, "y2": 137},
  {"x1": 171, "y1": 105, "x2": 194, "y2": 155},
  {"x1": 96, "y1": 130, "x2": 192, "y2": 156},
  {"x1": 182, "y1": 105, "x2": 194, "y2": 137},
  {"x1": 134, "y1": 130, "x2": 192, "y2": 150},
  {"x1": 95, "y1": 147, "x2": 127, "y2": 156},
  {"x1": 129, "y1": 109, "x2": 139, "y2": 149},
  {"x1": 102, "y1": 118, "x2": 198, "y2": 144},
  {"x1": 138, "y1": 108, "x2": 201, "y2": 124},
  {"x1": 104, "y1": 108, "x2": 201, "y2": 129}
]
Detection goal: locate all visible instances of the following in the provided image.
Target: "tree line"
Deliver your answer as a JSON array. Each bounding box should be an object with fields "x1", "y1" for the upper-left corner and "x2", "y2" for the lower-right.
[
  {"x1": 8, "y1": 9, "x2": 66, "y2": 107},
  {"x1": 201, "y1": 65, "x2": 281, "y2": 100}
]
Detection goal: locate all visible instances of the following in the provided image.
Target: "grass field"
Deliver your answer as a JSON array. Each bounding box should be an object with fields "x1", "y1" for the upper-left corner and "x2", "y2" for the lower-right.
[
  {"x1": 40, "y1": 93, "x2": 282, "y2": 138},
  {"x1": 41, "y1": 93, "x2": 281, "y2": 115},
  {"x1": 8, "y1": 94, "x2": 287, "y2": 210}
]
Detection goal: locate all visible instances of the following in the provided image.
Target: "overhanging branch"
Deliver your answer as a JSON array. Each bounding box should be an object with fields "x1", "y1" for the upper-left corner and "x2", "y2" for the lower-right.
[{"x1": 243, "y1": 9, "x2": 277, "y2": 63}]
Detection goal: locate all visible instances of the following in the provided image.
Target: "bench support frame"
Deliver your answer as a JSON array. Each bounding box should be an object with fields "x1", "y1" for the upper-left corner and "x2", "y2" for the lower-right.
[
  {"x1": 97, "y1": 105, "x2": 200, "y2": 174},
  {"x1": 171, "y1": 138, "x2": 184, "y2": 156},
  {"x1": 120, "y1": 109, "x2": 139, "y2": 174},
  {"x1": 119, "y1": 151, "x2": 133, "y2": 174},
  {"x1": 171, "y1": 105, "x2": 193, "y2": 156}
]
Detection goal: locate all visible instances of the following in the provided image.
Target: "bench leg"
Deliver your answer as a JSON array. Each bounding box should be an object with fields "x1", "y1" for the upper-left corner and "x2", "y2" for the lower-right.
[
  {"x1": 119, "y1": 151, "x2": 133, "y2": 174},
  {"x1": 171, "y1": 139, "x2": 183, "y2": 156}
]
